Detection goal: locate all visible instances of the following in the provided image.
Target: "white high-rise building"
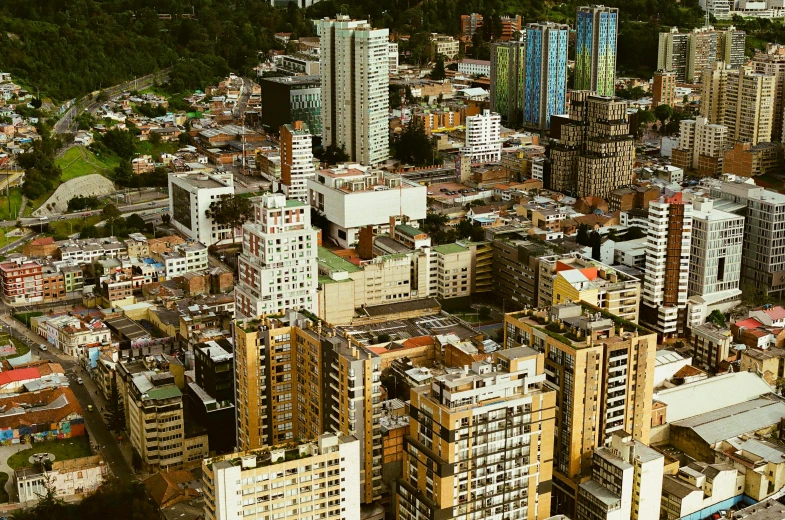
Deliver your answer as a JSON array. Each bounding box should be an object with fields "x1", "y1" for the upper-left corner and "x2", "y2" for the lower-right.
[
  {"x1": 279, "y1": 121, "x2": 316, "y2": 203},
  {"x1": 319, "y1": 16, "x2": 389, "y2": 166},
  {"x1": 576, "y1": 431, "x2": 665, "y2": 520},
  {"x1": 203, "y1": 434, "x2": 361, "y2": 520},
  {"x1": 687, "y1": 198, "x2": 744, "y2": 326},
  {"x1": 641, "y1": 193, "x2": 693, "y2": 338},
  {"x1": 460, "y1": 109, "x2": 502, "y2": 164},
  {"x1": 234, "y1": 193, "x2": 318, "y2": 318},
  {"x1": 168, "y1": 171, "x2": 236, "y2": 247}
]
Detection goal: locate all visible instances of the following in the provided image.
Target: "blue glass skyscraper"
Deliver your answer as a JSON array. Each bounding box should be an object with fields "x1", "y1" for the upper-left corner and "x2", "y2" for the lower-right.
[
  {"x1": 575, "y1": 5, "x2": 618, "y2": 97},
  {"x1": 524, "y1": 22, "x2": 569, "y2": 131}
]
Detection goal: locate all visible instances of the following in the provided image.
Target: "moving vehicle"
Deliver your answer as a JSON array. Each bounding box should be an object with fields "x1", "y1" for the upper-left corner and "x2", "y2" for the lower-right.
[
  {"x1": 77, "y1": 377, "x2": 83, "y2": 384},
  {"x1": 87, "y1": 404, "x2": 93, "y2": 412},
  {"x1": 39, "y1": 344, "x2": 47, "y2": 351},
  {"x1": 39, "y1": 216, "x2": 48, "y2": 221}
]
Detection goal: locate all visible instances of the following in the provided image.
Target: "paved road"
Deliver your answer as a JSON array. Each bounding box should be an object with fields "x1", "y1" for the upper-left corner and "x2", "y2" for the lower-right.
[
  {"x1": 54, "y1": 69, "x2": 172, "y2": 134},
  {"x1": 0, "y1": 199, "x2": 169, "y2": 229},
  {"x1": 0, "y1": 316, "x2": 135, "y2": 483}
]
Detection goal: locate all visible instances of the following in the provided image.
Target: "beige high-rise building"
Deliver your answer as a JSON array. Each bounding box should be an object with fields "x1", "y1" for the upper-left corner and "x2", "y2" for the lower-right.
[
  {"x1": 652, "y1": 69, "x2": 676, "y2": 108},
  {"x1": 396, "y1": 347, "x2": 557, "y2": 520},
  {"x1": 504, "y1": 302, "x2": 656, "y2": 517},
  {"x1": 233, "y1": 310, "x2": 382, "y2": 505},
  {"x1": 752, "y1": 44, "x2": 785, "y2": 142},
  {"x1": 203, "y1": 434, "x2": 361, "y2": 520},
  {"x1": 724, "y1": 68, "x2": 775, "y2": 146},
  {"x1": 700, "y1": 61, "x2": 729, "y2": 124},
  {"x1": 671, "y1": 116, "x2": 727, "y2": 175}
]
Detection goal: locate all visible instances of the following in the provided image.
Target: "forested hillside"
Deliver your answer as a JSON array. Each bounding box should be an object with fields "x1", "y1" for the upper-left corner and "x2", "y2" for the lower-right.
[{"x1": 0, "y1": 0, "x2": 782, "y2": 103}]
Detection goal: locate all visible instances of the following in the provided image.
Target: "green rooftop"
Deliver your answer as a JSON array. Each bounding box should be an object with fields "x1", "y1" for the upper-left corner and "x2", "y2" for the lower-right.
[
  {"x1": 432, "y1": 243, "x2": 469, "y2": 255},
  {"x1": 319, "y1": 275, "x2": 351, "y2": 284},
  {"x1": 395, "y1": 224, "x2": 426, "y2": 238},
  {"x1": 317, "y1": 246, "x2": 362, "y2": 273},
  {"x1": 145, "y1": 385, "x2": 182, "y2": 400},
  {"x1": 286, "y1": 199, "x2": 306, "y2": 208}
]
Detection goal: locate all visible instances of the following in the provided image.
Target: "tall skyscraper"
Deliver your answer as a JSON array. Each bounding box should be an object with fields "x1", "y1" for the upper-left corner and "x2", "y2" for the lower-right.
[
  {"x1": 752, "y1": 44, "x2": 785, "y2": 142},
  {"x1": 700, "y1": 61, "x2": 729, "y2": 124},
  {"x1": 724, "y1": 68, "x2": 775, "y2": 145},
  {"x1": 576, "y1": 96, "x2": 634, "y2": 199},
  {"x1": 658, "y1": 26, "x2": 745, "y2": 83},
  {"x1": 234, "y1": 193, "x2": 318, "y2": 318},
  {"x1": 490, "y1": 40, "x2": 526, "y2": 124},
  {"x1": 319, "y1": 15, "x2": 389, "y2": 165},
  {"x1": 396, "y1": 347, "x2": 557, "y2": 520},
  {"x1": 524, "y1": 22, "x2": 569, "y2": 131},
  {"x1": 640, "y1": 193, "x2": 693, "y2": 338},
  {"x1": 547, "y1": 93, "x2": 634, "y2": 198},
  {"x1": 575, "y1": 5, "x2": 618, "y2": 97},
  {"x1": 504, "y1": 302, "x2": 656, "y2": 517},
  {"x1": 279, "y1": 121, "x2": 316, "y2": 203},
  {"x1": 710, "y1": 181, "x2": 785, "y2": 300},
  {"x1": 689, "y1": 198, "x2": 744, "y2": 300},
  {"x1": 233, "y1": 312, "x2": 383, "y2": 504}
]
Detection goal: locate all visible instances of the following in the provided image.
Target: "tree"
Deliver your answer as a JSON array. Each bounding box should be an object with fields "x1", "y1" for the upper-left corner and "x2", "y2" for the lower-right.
[
  {"x1": 478, "y1": 306, "x2": 491, "y2": 320},
  {"x1": 319, "y1": 145, "x2": 349, "y2": 166},
  {"x1": 377, "y1": 333, "x2": 391, "y2": 343},
  {"x1": 706, "y1": 309, "x2": 727, "y2": 328},
  {"x1": 161, "y1": 213, "x2": 171, "y2": 225},
  {"x1": 104, "y1": 384, "x2": 125, "y2": 433},
  {"x1": 430, "y1": 55, "x2": 446, "y2": 81},
  {"x1": 590, "y1": 231, "x2": 602, "y2": 261},
  {"x1": 125, "y1": 213, "x2": 147, "y2": 233},
  {"x1": 101, "y1": 128, "x2": 137, "y2": 159},
  {"x1": 576, "y1": 224, "x2": 591, "y2": 246},
  {"x1": 206, "y1": 195, "x2": 253, "y2": 243},
  {"x1": 67, "y1": 195, "x2": 100, "y2": 212},
  {"x1": 654, "y1": 104, "x2": 673, "y2": 129},
  {"x1": 395, "y1": 119, "x2": 437, "y2": 166}
]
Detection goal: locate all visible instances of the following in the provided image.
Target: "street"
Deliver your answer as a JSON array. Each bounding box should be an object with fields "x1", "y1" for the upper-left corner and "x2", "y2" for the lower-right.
[
  {"x1": 0, "y1": 315, "x2": 135, "y2": 484},
  {"x1": 0, "y1": 199, "x2": 170, "y2": 229}
]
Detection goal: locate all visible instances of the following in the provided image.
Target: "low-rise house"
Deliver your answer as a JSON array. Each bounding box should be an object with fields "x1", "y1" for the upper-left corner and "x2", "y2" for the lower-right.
[
  {"x1": 16, "y1": 455, "x2": 108, "y2": 503},
  {"x1": 740, "y1": 347, "x2": 785, "y2": 387},
  {"x1": 32, "y1": 314, "x2": 110, "y2": 357},
  {"x1": 660, "y1": 462, "x2": 743, "y2": 520},
  {"x1": 0, "y1": 387, "x2": 84, "y2": 444},
  {"x1": 159, "y1": 242, "x2": 208, "y2": 279}
]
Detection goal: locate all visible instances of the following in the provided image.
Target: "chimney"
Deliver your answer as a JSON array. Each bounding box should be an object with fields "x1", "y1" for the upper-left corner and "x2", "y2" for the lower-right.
[
  {"x1": 357, "y1": 225, "x2": 375, "y2": 261},
  {"x1": 293, "y1": 120, "x2": 303, "y2": 131},
  {"x1": 389, "y1": 215, "x2": 397, "y2": 239}
]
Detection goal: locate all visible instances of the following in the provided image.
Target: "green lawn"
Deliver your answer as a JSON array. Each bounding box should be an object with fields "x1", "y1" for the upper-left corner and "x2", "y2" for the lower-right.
[
  {"x1": 47, "y1": 215, "x2": 102, "y2": 240},
  {"x1": 56, "y1": 146, "x2": 121, "y2": 182},
  {"x1": 136, "y1": 140, "x2": 179, "y2": 158},
  {"x1": 7, "y1": 437, "x2": 92, "y2": 469},
  {"x1": 0, "y1": 230, "x2": 23, "y2": 249},
  {"x1": 0, "y1": 472, "x2": 8, "y2": 503},
  {"x1": 0, "y1": 332, "x2": 30, "y2": 360},
  {"x1": 0, "y1": 188, "x2": 24, "y2": 221}
]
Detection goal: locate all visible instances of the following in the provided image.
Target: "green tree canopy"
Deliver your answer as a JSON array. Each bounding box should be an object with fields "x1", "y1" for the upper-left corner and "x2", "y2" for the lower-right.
[{"x1": 206, "y1": 195, "x2": 253, "y2": 241}]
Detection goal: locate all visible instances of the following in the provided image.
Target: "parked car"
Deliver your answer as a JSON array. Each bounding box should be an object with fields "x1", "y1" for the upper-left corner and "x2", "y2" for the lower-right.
[
  {"x1": 77, "y1": 377, "x2": 83, "y2": 385},
  {"x1": 39, "y1": 344, "x2": 47, "y2": 351}
]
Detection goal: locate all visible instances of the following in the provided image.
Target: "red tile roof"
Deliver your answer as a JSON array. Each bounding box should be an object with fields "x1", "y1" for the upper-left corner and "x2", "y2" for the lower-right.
[
  {"x1": 0, "y1": 368, "x2": 40, "y2": 386},
  {"x1": 735, "y1": 318, "x2": 764, "y2": 329},
  {"x1": 760, "y1": 306, "x2": 785, "y2": 320},
  {"x1": 0, "y1": 388, "x2": 82, "y2": 430},
  {"x1": 31, "y1": 237, "x2": 54, "y2": 246}
]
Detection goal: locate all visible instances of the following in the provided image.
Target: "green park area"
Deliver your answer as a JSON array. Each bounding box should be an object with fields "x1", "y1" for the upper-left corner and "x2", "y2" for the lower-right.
[{"x1": 7, "y1": 437, "x2": 92, "y2": 469}]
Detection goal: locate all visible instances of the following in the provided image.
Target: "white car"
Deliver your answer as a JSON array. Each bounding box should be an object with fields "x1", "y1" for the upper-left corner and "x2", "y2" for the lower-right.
[
  {"x1": 39, "y1": 216, "x2": 48, "y2": 221},
  {"x1": 39, "y1": 344, "x2": 47, "y2": 351},
  {"x1": 77, "y1": 377, "x2": 83, "y2": 385}
]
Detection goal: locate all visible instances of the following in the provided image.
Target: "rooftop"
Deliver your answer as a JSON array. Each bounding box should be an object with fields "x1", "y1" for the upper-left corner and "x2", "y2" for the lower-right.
[
  {"x1": 672, "y1": 397, "x2": 785, "y2": 445},
  {"x1": 653, "y1": 371, "x2": 774, "y2": 423},
  {"x1": 317, "y1": 247, "x2": 362, "y2": 273}
]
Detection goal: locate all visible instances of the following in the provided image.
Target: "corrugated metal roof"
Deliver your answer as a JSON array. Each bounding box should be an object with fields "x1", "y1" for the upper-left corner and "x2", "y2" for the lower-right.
[{"x1": 672, "y1": 398, "x2": 785, "y2": 445}]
